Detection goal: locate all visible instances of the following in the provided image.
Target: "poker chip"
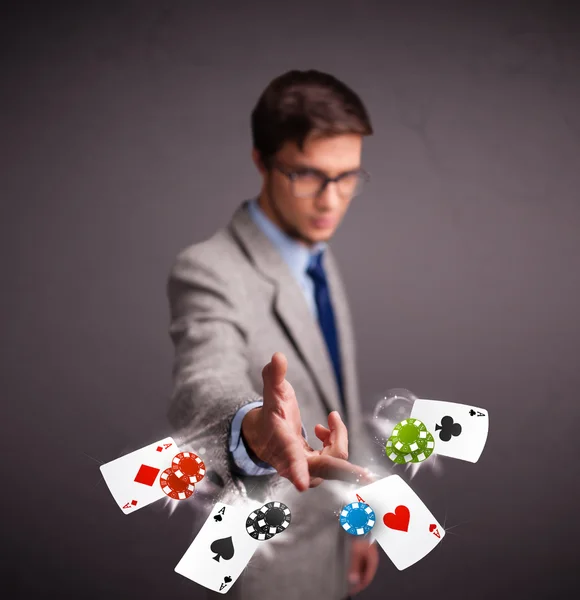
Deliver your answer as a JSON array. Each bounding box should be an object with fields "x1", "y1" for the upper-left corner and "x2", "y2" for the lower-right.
[
  {"x1": 171, "y1": 451, "x2": 206, "y2": 483},
  {"x1": 246, "y1": 501, "x2": 292, "y2": 541},
  {"x1": 386, "y1": 418, "x2": 435, "y2": 464},
  {"x1": 385, "y1": 439, "x2": 411, "y2": 464},
  {"x1": 339, "y1": 502, "x2": 375, "y2": 536},
  {"x1": 159, "y1": 468, "x2": 195, "y2": 500}
]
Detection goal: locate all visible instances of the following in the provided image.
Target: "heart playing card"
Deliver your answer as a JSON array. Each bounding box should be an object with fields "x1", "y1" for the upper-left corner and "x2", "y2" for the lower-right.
[
  {"x1": 175, "y1": 502, "x2": 262, "y2": 593},
  {"x1": 410, "y1": 399, "x2": 489, "y2": 462},
  {"x1": 99, "y1": 437, "x2": 179, "y2": 514},
  {"x1": 355, "y1": 475, "x2": 445, "y2": 570}
]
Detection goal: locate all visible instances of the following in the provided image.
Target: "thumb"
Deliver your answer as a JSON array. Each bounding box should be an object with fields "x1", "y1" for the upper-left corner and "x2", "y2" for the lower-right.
[{"x1": 283, "y1": 439, "x2": 310, "y2": 492}]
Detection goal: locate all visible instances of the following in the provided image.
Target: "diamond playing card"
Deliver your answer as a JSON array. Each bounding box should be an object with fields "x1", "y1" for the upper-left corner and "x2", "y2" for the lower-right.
[
  {"x1": 99, "y1": 437, "x2": 180, "y2": 514},
  {"x1": 410, "y1": 399, "x2": 490, "y2": 462},
  {"x1": 175, "y1": 502, "x2": 262, "y2": 593},
  {"x1": 355, "y1": 475, "x2": 445, "y2": 570}
]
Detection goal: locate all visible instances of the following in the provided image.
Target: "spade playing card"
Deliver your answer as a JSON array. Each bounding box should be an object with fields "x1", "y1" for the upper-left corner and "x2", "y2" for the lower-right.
[
  {"x1": 210, "y1": 535, "x2": 235, "y2": 562},
  {"x1": 99, "y1": 437, "x2": 180, "y2": 514},
  {"x1": 354, "y1": 475, "x2": 445, "y2": 570},
  {"x1": 175, "y1": 503, "x2": 262, "y2": 594},
  {"x1": 410, "y1": 399, "x2": 489, "y2": 463}
]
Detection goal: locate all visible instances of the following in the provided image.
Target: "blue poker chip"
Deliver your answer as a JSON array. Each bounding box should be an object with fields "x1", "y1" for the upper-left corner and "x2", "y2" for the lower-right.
[{"x1": 339, "y1": 502, "x2": 376, "y2": 536}]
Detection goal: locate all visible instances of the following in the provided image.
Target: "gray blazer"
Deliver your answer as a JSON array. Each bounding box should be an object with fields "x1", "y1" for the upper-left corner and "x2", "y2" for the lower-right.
[{"x1": 167, "y1": 200, "x2": 371, "y2": 600}]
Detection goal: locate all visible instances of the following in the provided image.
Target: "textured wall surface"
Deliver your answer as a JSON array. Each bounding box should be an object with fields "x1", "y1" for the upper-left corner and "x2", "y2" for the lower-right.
[{"x1": 1, "y1": 1, "x2": 579, "y2": 598}]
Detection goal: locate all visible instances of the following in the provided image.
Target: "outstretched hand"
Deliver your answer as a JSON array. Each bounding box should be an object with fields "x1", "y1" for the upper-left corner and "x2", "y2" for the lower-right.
[{"x1": 241, "y1": 352, "x2": 373, "y2": 492}]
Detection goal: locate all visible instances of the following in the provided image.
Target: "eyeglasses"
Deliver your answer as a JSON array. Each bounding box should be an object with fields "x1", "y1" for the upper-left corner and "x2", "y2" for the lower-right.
[{"x1": 270, "y1": 160, "x2": 370, "y2": 200}]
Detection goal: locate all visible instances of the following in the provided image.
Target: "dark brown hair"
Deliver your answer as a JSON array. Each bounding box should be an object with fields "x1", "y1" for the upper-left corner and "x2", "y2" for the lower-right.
[{"x1": 251, "y1": 70, "x2": 373, "y2": 166}]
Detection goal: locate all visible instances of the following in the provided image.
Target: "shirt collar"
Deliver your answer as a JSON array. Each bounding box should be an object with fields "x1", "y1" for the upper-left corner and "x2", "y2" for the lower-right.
[{"x1": 247, "y1": 198, "x2": 326, "y2": 279}]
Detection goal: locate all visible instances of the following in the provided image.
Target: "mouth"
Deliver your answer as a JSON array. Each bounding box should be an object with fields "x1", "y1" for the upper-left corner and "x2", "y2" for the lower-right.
[{"x1": 310, "y1": 216, "x2": 337, "y2": 229}]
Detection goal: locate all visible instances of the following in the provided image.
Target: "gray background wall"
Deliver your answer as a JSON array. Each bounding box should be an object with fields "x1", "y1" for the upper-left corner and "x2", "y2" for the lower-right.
[{"x1": 1, "y1": 1, "x2": 579, "y2": 598}]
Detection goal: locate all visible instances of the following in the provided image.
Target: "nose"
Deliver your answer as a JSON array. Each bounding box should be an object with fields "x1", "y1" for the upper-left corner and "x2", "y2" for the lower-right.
[{"x1": 315, "y1": 181, "x2": 342, "y2": 211}]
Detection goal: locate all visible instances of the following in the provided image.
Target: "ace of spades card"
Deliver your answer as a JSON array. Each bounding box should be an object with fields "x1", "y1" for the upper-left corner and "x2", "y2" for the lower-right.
[
  {"x1": 175, "y1": 502, "x2": 262, "y2": 594},
  {"x1": 354, "y1": 475, "x2": 445, "y2": 571},
  {"x1": 99, "y1": 437, "x2": 180, "y2": 514},
  {"x1": 410, "y1": 399, "x2": 489, "y2": 463}
]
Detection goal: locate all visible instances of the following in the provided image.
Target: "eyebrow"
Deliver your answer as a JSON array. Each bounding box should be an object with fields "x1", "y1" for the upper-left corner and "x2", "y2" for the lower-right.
[{"x1": 288, "y1": 162, "x2": 361, "y2": 176}]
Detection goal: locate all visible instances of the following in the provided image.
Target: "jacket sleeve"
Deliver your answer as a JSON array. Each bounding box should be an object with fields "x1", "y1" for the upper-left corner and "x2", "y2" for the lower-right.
[
  {"x1": 229, "y1": 401, "x2": 278, "y2": 475},
  {"x1": 166, "y1": 250, "x2": 272, "y2": 488}
]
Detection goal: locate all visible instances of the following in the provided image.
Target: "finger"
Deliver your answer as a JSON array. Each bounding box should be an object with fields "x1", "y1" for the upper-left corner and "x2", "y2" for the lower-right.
[
  {"x1": 348, "y1": 542, "x2": 366, "y2": 594},
  {"x1": 286, "y1": 460, "x2": 310, "y2": 492},
  {"x1": 348, "y1": 540, "x2": 364, "y2": 595},
  {"x1": 269, "y1": 352, "x2": 287, "y2": 386},
  {"x1": 261, "y1": 353, "x2": 287, "y2": 390},
  {"x1": 358, "y1": 542, "x2": 380, "y2": 593},
  {"x1": 306, "y1": 455, "x2": 374, "y2": 484},
  {"x1": 277, "y1": 438, "x2": 310, "y2": 492},
  {"x1": 314, "y1": 424, "x2": 331, "y2": 445},
  {"x1": 309, "y1": 476, "x2": 324, "y2": 488},
  {"x1": 326, "y1": 411, "x2": 348, "y2": 460}
]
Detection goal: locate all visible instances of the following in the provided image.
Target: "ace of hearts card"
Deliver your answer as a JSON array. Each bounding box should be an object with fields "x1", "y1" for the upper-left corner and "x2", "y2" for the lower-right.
[{"x1": 355, "y1": 475, "x2": 445, "y2": 570}]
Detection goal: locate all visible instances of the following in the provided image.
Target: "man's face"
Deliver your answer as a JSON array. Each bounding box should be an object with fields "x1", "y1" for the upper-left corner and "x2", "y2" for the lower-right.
[{"x1": 255, "y1": 133, "x2": 364, "y2": 246}]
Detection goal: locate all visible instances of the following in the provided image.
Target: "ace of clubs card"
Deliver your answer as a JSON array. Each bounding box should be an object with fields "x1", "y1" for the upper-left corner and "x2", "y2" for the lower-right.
[
  {"x1": 175, "y1": 502, "x2": 262, "y2": 594},
  {"x1": 355, "y1": 475, "x2": 445, "y2": 570},
  {"x1": 410, "y1": 399, "x2": 489, "y2": 463}
]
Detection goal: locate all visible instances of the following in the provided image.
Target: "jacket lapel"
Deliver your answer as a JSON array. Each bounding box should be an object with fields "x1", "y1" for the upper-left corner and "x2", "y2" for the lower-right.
[{"x1": 229, "y1": 201, "x2": 343, "y2": 417}]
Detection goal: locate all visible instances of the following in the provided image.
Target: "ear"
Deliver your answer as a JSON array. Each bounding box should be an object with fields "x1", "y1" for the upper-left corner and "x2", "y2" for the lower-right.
[{"x1": 252, "y1": 148, "x2": 267, "y2": 175}]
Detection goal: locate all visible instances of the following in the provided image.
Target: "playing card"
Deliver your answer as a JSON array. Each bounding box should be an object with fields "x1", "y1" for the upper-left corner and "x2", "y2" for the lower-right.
[
  {"x1": 354, "y1": 475, "x2": 445, "y2": 570},
  {"x1": 175, "y1": 502, "x2": 262, "y2": 594},
  {"x1": 99, "y1": 437, "x2": 179, "y2": 514},
  {"x1": 410, "y1": 399, "x2": 489, "y2": 463}
]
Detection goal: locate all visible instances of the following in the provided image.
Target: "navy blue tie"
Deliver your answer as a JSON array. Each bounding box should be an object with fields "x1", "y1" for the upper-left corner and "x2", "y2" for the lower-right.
[{"x1": 306, "y1": 252, "x2": 344, "y2": 406}]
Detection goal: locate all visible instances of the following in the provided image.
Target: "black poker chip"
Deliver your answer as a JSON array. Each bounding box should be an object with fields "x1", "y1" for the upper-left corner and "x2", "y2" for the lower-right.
[{"x1": 246, "y1": 501, "x2": 291, "y2": 541}]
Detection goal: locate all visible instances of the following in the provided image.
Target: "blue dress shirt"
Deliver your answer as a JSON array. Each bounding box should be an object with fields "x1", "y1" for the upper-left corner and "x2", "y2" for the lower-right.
[{"x1": 229, "y1": 198, "x2": 326, "y2": 475}]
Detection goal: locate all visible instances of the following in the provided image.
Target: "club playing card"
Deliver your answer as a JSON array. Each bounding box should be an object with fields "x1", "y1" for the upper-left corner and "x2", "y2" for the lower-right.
[
  {"x1": 354, "y1": 475, "x2": 445, "y2": 570},
  {"x1": 99, "y1": 437, "x2": 179, "y2": 514},
  {"x1": 175, "y1": 502, "x2": 262, "y2": 594},
  {"x1": 410, "y1": 399, "x2": 489, "y2": 463}
]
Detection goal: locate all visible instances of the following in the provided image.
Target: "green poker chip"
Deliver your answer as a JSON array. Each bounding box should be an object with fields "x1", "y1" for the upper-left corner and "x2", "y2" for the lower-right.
[
  {"x1": 385, "y1": 418, "x2": 435, "y2": 464},
  {"x1": 385, "y1": 440, "x2": 409, "y2": 464}
]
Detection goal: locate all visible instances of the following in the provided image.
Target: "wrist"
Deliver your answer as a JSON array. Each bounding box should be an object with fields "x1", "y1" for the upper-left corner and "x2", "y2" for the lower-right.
[{"x1": 241, "y1": 407, "x2": 265, "y2": 461}]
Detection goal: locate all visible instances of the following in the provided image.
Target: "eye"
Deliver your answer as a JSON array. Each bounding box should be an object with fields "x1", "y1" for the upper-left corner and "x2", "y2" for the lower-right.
[{"x1": 293, "y1": 168, "x2": 320, "y2": 178}]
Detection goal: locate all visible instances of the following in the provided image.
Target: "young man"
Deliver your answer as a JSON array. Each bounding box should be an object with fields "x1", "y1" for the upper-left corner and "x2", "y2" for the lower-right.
[{"x1": 168, "y1": 70, "x2": 378, "y2": 599}]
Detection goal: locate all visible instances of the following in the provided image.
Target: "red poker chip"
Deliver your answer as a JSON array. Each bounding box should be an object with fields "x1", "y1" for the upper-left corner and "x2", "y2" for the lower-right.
[
  {"x1": 159, "y1": 468, "x2": 195, "y2": 500},
  {"x1": 171, "y1": 452, "x2": 206, "y2": 484}
]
